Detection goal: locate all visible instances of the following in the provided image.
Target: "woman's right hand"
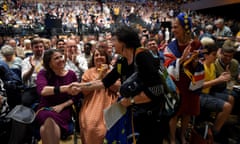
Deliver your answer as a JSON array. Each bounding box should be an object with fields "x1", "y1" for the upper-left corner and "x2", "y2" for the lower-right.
[{"x1": 180, "y1": 43, "x2": 192, "y2": 63}]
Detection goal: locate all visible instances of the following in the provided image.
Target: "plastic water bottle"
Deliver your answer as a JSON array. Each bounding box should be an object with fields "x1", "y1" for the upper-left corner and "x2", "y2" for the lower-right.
[{"x1": 165, "y1": 28, "x2": 170, "y2": 41}]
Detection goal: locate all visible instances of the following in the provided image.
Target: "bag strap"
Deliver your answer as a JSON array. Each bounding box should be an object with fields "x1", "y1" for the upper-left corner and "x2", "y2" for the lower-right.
[
  {"x1": 131, "y1": 108, "x2": 137, "y2": 144},
  {"x1": 158, "y1": 65, "x2": 171, "y2": 94},
  {"x1": 158, "y1": 49, "x2": 174, "y2": 94},
  {"x1": 183, "y1": 53, "x2": 197, "y2": 83},
  {"x1": 135, "y1": 47, "x2": 148, "y2": 56}
]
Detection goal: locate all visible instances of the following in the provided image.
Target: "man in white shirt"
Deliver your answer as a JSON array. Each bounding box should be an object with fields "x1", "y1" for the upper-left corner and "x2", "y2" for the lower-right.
[{"x1": 21, "y1": 37, "x2": 44, "y2": 106}]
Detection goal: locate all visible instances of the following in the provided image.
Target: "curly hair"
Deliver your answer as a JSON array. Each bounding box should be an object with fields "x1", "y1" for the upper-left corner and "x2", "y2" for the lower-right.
[{"x1": 113, "y1": 26, "x2": 141, "y2": 50}]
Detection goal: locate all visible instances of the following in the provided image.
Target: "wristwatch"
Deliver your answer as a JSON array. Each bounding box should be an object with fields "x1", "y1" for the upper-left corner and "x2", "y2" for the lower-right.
[{"x1": 130, "y1": 97, "x2": 135, "y2": 105}]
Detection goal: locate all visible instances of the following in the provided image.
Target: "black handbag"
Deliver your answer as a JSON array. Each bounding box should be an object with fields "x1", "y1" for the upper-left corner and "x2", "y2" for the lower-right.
[
  {"x1": 6, "y1": 105, "x2": 35, "y2": 144},
  {"x1": 119, "y1": 72, "x2": 143, "y2": 98}
]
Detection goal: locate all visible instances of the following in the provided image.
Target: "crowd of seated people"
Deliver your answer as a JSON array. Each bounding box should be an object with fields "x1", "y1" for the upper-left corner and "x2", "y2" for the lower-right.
[{"x1": 0, "y1": 0, "x2": 240, "y2": 144}]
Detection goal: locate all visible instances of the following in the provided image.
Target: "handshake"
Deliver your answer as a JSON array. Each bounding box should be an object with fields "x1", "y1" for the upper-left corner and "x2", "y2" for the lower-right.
[
  {"x1": 66, "y1": 82, "x2": 82, "y2": 96},
  {"x1": 67, "y1": 79, "x2": 104, "y2": 96},
  {"x1": 66, "y1": 64, "x2": 109, "y2": 95}
]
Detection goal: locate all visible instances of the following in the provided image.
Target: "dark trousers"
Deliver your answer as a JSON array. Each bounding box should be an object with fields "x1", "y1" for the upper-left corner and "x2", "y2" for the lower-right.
[
  {"x1": 134, "y1": 112, "x2": 170, "y2": 144},
  {"x1": 0, "y1": 119, "x2": 11, "y2": 144}
]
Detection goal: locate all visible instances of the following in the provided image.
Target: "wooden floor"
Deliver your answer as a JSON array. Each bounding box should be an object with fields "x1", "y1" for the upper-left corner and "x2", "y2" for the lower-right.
[{"x1": 38, "y1": 135, "x2": 82, "y2": 144}]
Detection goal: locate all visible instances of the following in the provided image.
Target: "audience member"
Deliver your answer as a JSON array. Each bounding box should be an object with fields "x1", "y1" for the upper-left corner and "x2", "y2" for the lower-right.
[
  {"x1": 35, "y1": 49, "x2": 80, "y2": 144},
  {"x1": 214, "y1": 18, "x2": 233, "y2": 47},
  {"x1": 0, "y1": 1, "x2": 239, "y2": 144},
  {"x1": 164, "y1": 12, "x2": 203, "y2": 144},
  {"x1": 199, "y1": 37, "x2": 233, "y2": 141},
  {"x1": 0, "y1": 78, "x2": 11, "y2": 144},
  {"x1": 199, "y1": 24, "x2": 216, "y2": 41},
  {"x1": 233, "y1": 31, "x2": 240, "y2": 64},
  {"x1": 42, "y1": 38, "x2": 51, "y2": 50},
  {"x1": 80, "y1": 48, "x2": 120, "y2": 144},
  {"x1": 21, "y1": 38, "x2": 45, "y2": 107},
  {"x1": 72, "y1": 25, "x2": 166, "y2": 144},
  {"x1": 55, "y1": 39, "x2": 65, "y2": 53},
  {"x1": 8, "y1": 38, "x2": 25, "y2": 59},
  {"x1": 65, "y1": 38, "x2": 88, "y2": 81},
  {"x1": 213, "y1": 39, "x2": 239, "y2": 92},
  {"x1": 23, "y1": 39, "x2": 33, "y2": 58},
  {"x1": 0, "y1": 59, "x2": 23, "y2": 109},
  {"x1": 83, "y1": 42, "x2": 93, "y2": 68},
  {"x1": 1, "y1": 45, "x2": 22, "y2": 79}
]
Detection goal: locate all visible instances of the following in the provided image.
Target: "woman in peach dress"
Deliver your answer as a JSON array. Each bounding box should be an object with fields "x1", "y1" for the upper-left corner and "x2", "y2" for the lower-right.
[{"x1": 79, "y1": 48, "x2": 120, "y2": 144}]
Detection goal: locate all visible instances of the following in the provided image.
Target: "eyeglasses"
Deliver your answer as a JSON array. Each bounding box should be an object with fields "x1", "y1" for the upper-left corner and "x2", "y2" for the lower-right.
[{"x1": 222, "y1": 53, "x2": 233, "y2": 58}]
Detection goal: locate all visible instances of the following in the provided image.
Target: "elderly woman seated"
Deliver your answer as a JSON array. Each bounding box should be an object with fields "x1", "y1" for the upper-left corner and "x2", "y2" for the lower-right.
[{"x1": 1, "y1": 45, "x2": 22, "y2": 79}]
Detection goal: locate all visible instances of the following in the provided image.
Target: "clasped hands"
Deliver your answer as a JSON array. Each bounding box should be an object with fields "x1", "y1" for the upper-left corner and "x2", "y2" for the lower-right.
[{"x1": 66, "y1": 82, "x2": 83, "y2": 96}]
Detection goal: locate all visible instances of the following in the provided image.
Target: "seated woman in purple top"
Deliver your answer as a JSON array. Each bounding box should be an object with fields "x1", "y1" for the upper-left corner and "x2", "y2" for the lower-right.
[{"x1": 35, "y1": 49, "x2": 80, "y2": 144}]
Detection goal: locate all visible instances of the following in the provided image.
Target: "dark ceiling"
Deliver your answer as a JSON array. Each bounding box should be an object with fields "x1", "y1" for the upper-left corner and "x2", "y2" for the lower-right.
[{"x1": 197, "y1": 3, "x2": 240, "y2": 20}]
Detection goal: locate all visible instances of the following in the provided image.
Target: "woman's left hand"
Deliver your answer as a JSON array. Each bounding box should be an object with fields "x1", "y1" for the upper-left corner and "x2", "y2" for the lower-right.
[{"x1": 51, "y1": 105, "x2": 64, "y2": 113}]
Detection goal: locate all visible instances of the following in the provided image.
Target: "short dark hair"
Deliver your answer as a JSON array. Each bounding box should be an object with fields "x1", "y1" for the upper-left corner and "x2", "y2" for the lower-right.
[
  {"x1": 147, "y1": 38, "x2": 158, "y2": 44},
  {"x1": 85, "y1": 42, "x2": 92, "y2": 48},
  {"x1": 203, "y1": 43, "x2": 218, "y2": 54},
  {"x1": 113, "y1": 26, "x2": 141, "y2": 50},
  {"x1": 31, "y1": 38, "x2": 44, "y2": 47},
  {"x1": 56, "y1": 39, "x2": 65, "y2": 45}
]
